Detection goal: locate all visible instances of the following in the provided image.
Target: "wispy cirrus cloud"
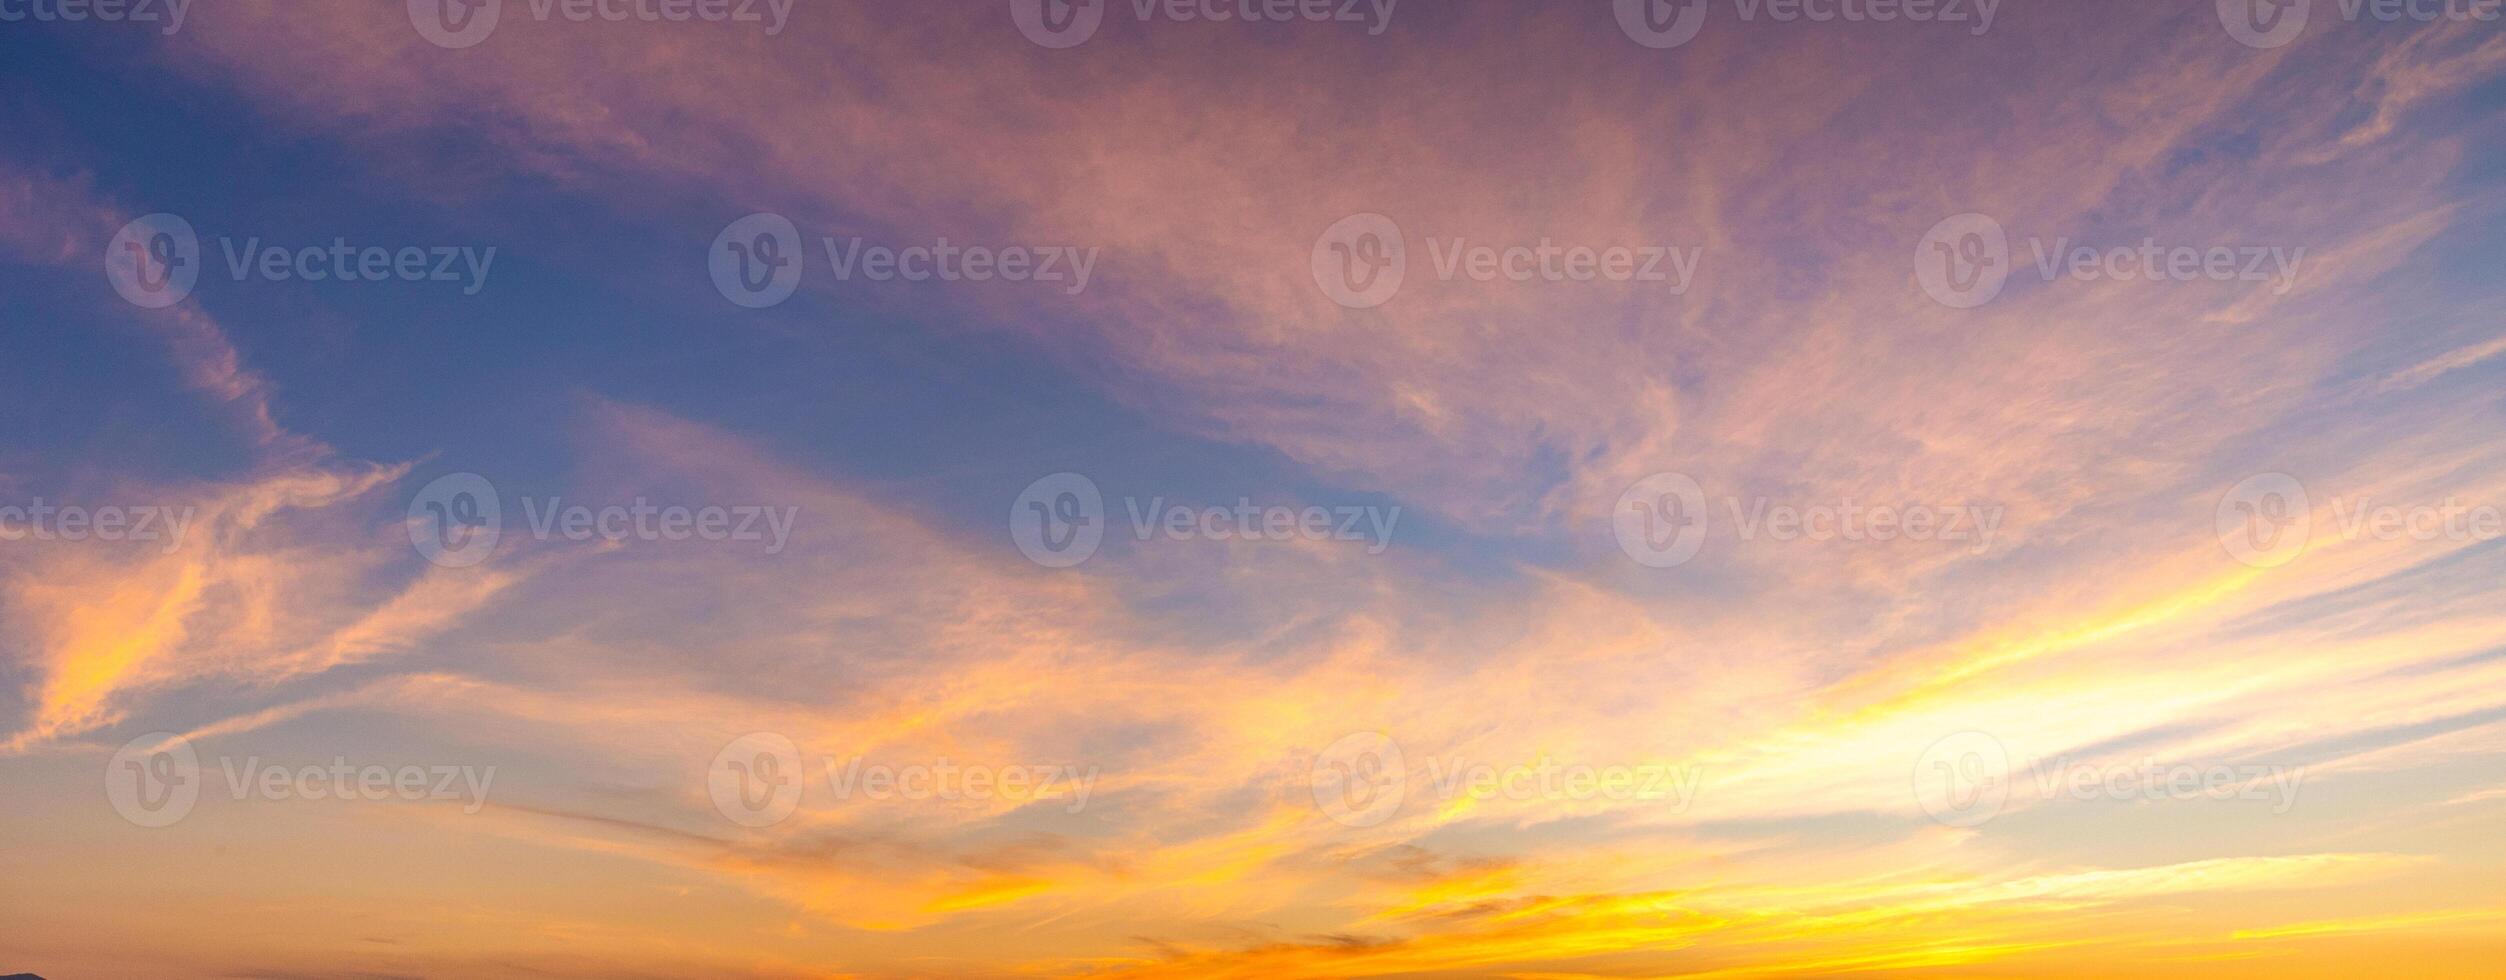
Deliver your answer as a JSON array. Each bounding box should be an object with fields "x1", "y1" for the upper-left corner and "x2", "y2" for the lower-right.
[{"x1": 3, "y1": 3, "x2": 2504, "y2": 977}]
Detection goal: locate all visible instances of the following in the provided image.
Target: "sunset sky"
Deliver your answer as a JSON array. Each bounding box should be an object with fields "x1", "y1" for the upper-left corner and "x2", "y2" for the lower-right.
[{"x1": 3, "y1": 1, "x2": 2505, "y2": 977}]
